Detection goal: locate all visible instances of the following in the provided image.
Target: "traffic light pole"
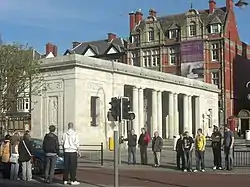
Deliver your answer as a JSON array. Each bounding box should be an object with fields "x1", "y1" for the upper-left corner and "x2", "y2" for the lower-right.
[{"x1": 114, "y1": 122, "x2": 119, "y2": 187}]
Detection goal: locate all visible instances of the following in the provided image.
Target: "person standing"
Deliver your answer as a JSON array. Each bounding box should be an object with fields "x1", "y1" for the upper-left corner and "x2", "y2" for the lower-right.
[
  {"x1": 18, "y1": 133, "x2": 34, "y2": 181},
  {"x1": 211, "y1": 126, "x2": 222, "y2": 170},
  {"x1": 182, "y1": 131, "x2": 194, "y2": 172},
  {"x1": 223, "y1": 125, "x2": 234, "y2": 170},
  {"x1": 138, "y1": 128, "x2": 150, "y2": 165},
  {"x1": 61, "y1": 122, "x2": 81, "y2": 185},
  {"x1": 124, "y1": 129, "x2": 137, "y2": 165},
  {"x1": 43, "y1": 125, "x2": 60, "y2": 184},
  {"x1": 194, "y1": 128, "x2": 206, "y2": 172},
  {"x1": 175, "y1": 133, "x2": 185, "y2": 170},
  {"x1": 0, "y1": 134, "x2": 11, "y2": 179},
  {"x1": 152, "y1": 131, "x2": 163, "y2": 167},
  {"x1": 10, "y1": 134, "x2": 21, "y2": 180}
]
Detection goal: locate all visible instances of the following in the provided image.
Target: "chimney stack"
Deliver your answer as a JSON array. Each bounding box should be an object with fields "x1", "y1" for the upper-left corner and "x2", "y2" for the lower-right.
[
  {"x1": 46, "y1": 43, "x2": 57, "y2": 57},
  {"x1": 135, "y1": 9, "x2": 143, "y2": 24},
  {"x1": 149, "y1": 8, "x2": 156, "y2": 17},
  {"x1": 129, "y1": 12, "x2": 136, "y2": 32},
  {"x1": 226, "y1": 0, "x2": 233, "y2": 11},
  {"x1": 209, "y1": 0, "x2": 216, "y2": 13},
  {"x1": 108, "y1": 33, "x2": 117, "y2": 42}
]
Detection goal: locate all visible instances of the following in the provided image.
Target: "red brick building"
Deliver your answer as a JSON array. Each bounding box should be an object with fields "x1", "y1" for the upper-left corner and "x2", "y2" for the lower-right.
[{"x1": 126, "y1": 0, "x2": 250, "y2": 131}]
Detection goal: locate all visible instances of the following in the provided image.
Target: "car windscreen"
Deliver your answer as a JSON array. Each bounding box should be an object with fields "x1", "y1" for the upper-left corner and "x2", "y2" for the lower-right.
[{"x1": 31, "y1": 139, "x2": 43, "y2": 150}]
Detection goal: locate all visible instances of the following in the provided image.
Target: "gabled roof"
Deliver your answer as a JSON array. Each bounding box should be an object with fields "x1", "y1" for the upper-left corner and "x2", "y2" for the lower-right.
[
  {"x1": 135, "y1": 7, "x2": 227, "y2": 34},
  {"x1": 64, "y1": 37, "x2": 127, "y2": 56}
]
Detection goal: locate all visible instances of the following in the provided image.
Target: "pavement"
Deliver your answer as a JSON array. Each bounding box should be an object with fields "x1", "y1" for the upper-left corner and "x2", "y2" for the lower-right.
[{"x1": 1, "y1": 141, "x2": 250, "y2": 187}]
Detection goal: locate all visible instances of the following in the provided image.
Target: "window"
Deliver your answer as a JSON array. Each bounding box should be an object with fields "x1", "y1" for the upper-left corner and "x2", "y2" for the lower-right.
[
  {"x1": 211, "y1": 72, "x2": 219, "y2": 86},
  {"x1": 169, "y1": 29, "x2": 179, "y2": 39},
  {"x1": 143, "y1": 51, "x2": 151, "y2": 67},
  {"x1": 17, "y1": 98, "x2": 29, "y2": 112},
  {"x1": 152, "y1": 50, "x2": 160, "y2": 66},
  {"x1": 132, "y1": 35, "x2": 140, "y2": 46},
  {"x1": 210, "y1": 24, "x2": 221, "y2": 34},
  {"x1": 90, "y1": 96, "x2": 100, "y2": 126},
  {"x1": 148, "y1": 28, "x2": 154, "y2": 41},
  {"x1": 189, "y1": 22, "x2": 197, "y2": 36},
  {"x1": 131, "y1": 52, "x2": 139, "y2": 66},
  {"x1": 169, "y1": 47, "x2": 178, "y2": 65},
  {"x1": 211, "y1": 43, "x2": 220, "y2": 61}
]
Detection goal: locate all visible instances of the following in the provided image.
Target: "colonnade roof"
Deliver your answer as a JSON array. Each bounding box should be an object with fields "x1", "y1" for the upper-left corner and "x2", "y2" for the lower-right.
[{"x1": 41, "y1": 54, "x2": 220, "y2": 93}]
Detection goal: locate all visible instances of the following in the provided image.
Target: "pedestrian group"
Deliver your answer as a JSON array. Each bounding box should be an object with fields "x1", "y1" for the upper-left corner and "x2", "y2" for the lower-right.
[
  {"x1": 124, "y1": 124, "x2": 234, "y2": 172},
  {"x1": 0, "y1": 122, "x2": 82, "y2": 185}
]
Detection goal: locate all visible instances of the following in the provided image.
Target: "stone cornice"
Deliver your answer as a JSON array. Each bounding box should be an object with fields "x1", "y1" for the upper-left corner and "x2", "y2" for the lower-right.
[{"x1": 41, "y1": 54, "x2": 220, "y2": 93}]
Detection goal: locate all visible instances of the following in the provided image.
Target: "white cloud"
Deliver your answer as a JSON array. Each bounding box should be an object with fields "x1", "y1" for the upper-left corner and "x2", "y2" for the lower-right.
[{"x1": 0, "y1": 0, "x2": 98, "y2": 30}]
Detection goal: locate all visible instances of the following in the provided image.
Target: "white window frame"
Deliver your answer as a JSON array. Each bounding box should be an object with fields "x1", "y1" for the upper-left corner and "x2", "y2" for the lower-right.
[
  {"x1": 90, "y1": 96, "x2": 100, "y2": 126},
  {"x1": 152, "y1": 49, "x2": 160, "y2": 66},
  {"x1": 189, "y1": 22, "x2": 197, "y2": 36},
  {"x1": 169, "y1": 47, "x2": 178, "y2": 65},
  {"x1": 17, "y1": 98, "x2": 30, "y2": 112},
  {"x1": 210, "y1": 24, "x2": 221, "y2": 34},
  {"x1": 169, "y1": 29, "x2": 178, "y2": 39},
  {"x1": 211, "y1": 43, "x2": 220, "y2": 61},
  {"x1": 211, "y1": 72, "x2": 219, "y2": 86},
  {"x1": 143, "y1": 51, "x2": 152, "y2": 67},
  {"x1": 148, "y1": 28, "x2": 154, "y2": 42}
]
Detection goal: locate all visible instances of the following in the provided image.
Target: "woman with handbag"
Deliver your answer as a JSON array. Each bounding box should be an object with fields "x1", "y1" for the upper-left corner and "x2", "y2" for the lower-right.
[
  {"x1": 18, "y1": 133, "x2": 34, "y2": 181},
  {"x1": 10, "y1": 134, "x2": 21, "y2": 180}
]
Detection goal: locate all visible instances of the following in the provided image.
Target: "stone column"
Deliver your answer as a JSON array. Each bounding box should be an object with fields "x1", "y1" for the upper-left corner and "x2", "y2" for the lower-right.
[
  {"x1": 173, "y1": 93, "x2": 179, "y2": 136},
  {"x1": 168, "y1": 92, "x2": 174, "y2": 139},
  {"x1": 132, "y1": 86, "x2": 139, "y2": 135},
  {"x1": 152, "y1": 90, "x2": 158, "y2": 133},
  {"x1": 188, "y1": 95, "x2": 193, "y2": 135},
  {"x1": 157, "y1": 91, "x2": 163, "y2": 137},
  {"x1": 138, "y1": 87, "x2": 144, "y2": 130},
  {"x1": 183, "y1": 94, "x2": 188, "y2": 132},
  {"x1": 195, "y1": 96, "x2": 201, "y2": 133}
]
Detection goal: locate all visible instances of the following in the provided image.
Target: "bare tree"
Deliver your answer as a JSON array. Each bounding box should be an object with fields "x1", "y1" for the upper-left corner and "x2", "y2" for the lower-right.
[{"x1": 0, "y1": 43, "x2": 42, "y2": 119}]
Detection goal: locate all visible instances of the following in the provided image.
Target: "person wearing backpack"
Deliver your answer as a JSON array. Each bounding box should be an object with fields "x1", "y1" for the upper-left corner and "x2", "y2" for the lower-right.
[
  {"x1": 18, "y1": 133, "x2": 34, "y2": 181},
  {"x1": 42, "y1": 125, "x2": 59, "y2": 184},
  {"x1": 0, "y1": 134, "x2": 11, "y2": 179},
  {"x1": 138, "y1": 128, "x2": 150, "y2": 165}
]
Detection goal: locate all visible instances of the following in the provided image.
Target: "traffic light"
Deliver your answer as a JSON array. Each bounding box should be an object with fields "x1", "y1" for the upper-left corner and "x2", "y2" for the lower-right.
[
  {"x1": 121, "y1": 97, "x2": 135, "y2": 120},
  {"x1": 108, "y1": 97, "x2": 121, "y2": 121}
]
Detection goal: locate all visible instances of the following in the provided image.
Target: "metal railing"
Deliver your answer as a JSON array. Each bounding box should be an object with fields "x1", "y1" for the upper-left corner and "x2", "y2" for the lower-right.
[
  {"x1": 78, "y1": 143, "x2": 104, "y2": 166},
  {"x1": 233, "y1": 145, "x2": 250, "y2": 167}
]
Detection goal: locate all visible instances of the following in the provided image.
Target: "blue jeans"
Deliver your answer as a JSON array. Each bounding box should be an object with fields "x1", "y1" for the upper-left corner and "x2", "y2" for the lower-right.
[
  {"x1": 224, "y1": 146, "x2": 233, "y2": 170},
  {"x1": 10, "y1": 163, "x2": 19, "y2": 180},
  {"x1": 45, "y1": 156, "x2": 57, "y2": 181},
  {"x1": 21, "y1": 160, "x2": 32, "y2": 181}
]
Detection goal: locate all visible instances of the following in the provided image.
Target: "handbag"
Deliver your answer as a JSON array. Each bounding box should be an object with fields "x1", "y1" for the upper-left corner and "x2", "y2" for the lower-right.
[{"x1": 23, "y1": 140, "x2": 33, "y2": 163}]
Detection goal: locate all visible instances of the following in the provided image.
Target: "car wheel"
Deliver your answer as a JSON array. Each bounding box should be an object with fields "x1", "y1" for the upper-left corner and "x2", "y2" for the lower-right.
[{"x1": 33, "y1": 159, "x2": 44, "y2": 175}]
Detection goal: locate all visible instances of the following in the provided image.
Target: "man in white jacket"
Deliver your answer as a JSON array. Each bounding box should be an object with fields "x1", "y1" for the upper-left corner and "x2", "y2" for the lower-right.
[{"x1": 61, "y1": 122, "x2": 81, "y2": 185}]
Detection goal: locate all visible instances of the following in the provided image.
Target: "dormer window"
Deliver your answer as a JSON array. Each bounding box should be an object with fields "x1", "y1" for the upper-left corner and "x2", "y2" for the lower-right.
[
  {"x1": 148, "y1": 28, "x2": 154, "y2": 41},
  {"x1": 189, "y1": 21, "x2": 197, "y2": 36},
  {"x1": 132, "y1": 35, "x2": 140, "y2": 46},
  {"x1": 169, "y1": 29, "x2": 179, "y2": 39},
  {"x1": 210, "y1": 24, "x2": 221, "y2": 34}
]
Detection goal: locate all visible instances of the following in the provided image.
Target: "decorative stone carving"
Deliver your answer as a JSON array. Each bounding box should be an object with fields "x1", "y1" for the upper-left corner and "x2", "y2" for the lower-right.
[
  {"x1": 48, "y1": 96, "x2": 58, "y2": 126},
  {"x1": 87, "y1": 82, "x2": 102, "y2": 91},
  {"x1": 45, "y1": 81, "x2": 63, "y2": 92}
]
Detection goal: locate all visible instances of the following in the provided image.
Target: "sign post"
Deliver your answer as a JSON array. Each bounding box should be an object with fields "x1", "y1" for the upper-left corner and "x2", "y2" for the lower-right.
[{"x1": 114, "y1": 124, "x2": 119, "y2": 187}]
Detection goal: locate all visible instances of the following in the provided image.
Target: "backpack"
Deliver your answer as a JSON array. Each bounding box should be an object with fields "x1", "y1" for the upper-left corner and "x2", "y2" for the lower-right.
[{"x1": 0, "y1": 141, "x2": 11, "y2": 163}]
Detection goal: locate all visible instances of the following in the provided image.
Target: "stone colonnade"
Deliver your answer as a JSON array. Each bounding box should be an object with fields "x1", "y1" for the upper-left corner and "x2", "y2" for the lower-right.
[{"x1": 131, "y1": 86, "x2": 201, "y2": 138}]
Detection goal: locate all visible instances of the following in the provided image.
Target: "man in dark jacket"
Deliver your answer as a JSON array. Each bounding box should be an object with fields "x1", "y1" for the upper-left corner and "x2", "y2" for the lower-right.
[
  {"x1": 124, "y1": 129, "x2": 137, "y2": 165},
  {"x1": 211, "y1": 125, "x2": 222, "y2": 170},
  {"x1": 138, "y1": 128, "x2": 150, "y2": 165},
  {"x1": 152, "y1": 131, "x2": 163, "y2": 167},
  {"x1": 175, "y1": 134, "x2": 185, "y2": 170},
  {"x1": 42, "y1": 125, "x2": 59, "y2": 184}
]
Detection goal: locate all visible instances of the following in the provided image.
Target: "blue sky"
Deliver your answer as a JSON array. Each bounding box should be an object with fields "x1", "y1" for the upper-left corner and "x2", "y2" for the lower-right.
[{"x1": 0, "y1": 0, "x2": 249, "y2": 54}]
